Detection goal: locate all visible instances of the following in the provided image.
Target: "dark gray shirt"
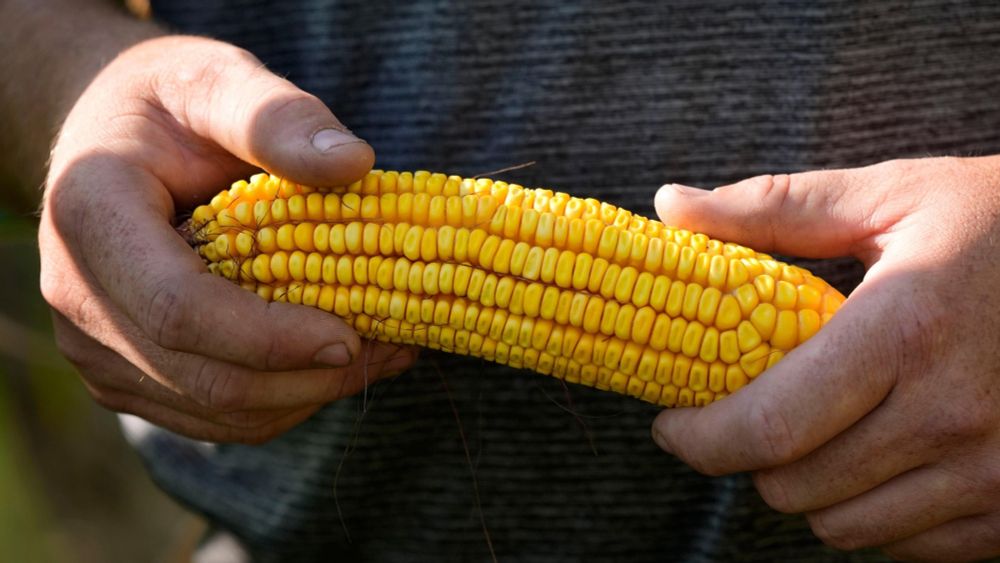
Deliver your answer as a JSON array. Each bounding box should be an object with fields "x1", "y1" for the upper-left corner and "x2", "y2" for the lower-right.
[{"x1": 136, "y1": 1, "x2": 1000, "y2": 560}]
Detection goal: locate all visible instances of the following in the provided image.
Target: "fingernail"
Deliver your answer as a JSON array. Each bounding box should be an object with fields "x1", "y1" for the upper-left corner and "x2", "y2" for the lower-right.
[
  {"x1": 311, "y1": 128, "x2": 362, "y2": 152},
  {"x1": 314, "y1": 343, "x2": 351, "y2": 367}
]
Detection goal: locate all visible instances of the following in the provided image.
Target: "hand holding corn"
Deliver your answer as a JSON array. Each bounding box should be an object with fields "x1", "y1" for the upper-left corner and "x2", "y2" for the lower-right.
[
  {"x1": 652, "y1": 156, "x2": 1000, "y2": 561},
  {"x1": 39, "y1": 36, "x2": 417, "y2": 444}
]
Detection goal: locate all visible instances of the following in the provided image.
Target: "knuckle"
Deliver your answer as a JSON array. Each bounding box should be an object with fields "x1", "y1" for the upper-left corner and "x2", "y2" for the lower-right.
[
  {"x1": 893, "y1": 289, "x2": 952, "y2": 358},
  {"x1": 740, "y1": 174, "x2": 792, "y2": 248},
  {"x1": 689, "y1": 458, "x2": 726, "y2": 478},
  {"x1": 87, "y1": 386, "x2": 116, "y2": 409},
  {"x1": 191, "y1": 360, "x2": 248, "y2": 412},
  {"x1": 174, "y1": 41, "x2": 260, "y2": 85},
  {"x1": 39, "y1": 255, "x2": 89, "y2": 320},
  {"x1": 952, "y1": 403, "x2": 994, "y2": 439},
  {"x1": 143, "y1": 281, "x2": 194, "y2": 350},
  {"x1": 218, "y1": 44, "x2": 262, "y2": 67},
  {"x1": 750, "y1": 174, "x2": 792, "y2": 210},
  {"x1": 871, "y1": 158, "x2": 918, "y2": 184},
  {"x1": 747, "y1": 399, "x2": 802, "y2": 466},
  {"x1": 922, "y1": 400, "x2": 994, "y2": 446},
  {"x1": 262, "y1": 328, "x2": 283, "y2": 370},
  {"x1": 946, "y1": 469, "x2": 982, "y2": 504},
  {"x1": 52, "y1": 324, "x2": 92, "y2": 370},
  {"x1": 39, "y1": 269, "x2": 69, "y2": 311},
  {"x1": 806, "y1": 512, "x2": 862, "y2": 551},
  {"x1": 752, "y1": 471, "x2": 797, "y2": 513},
  {"x1": 88, "y1": 386, "x2": 130, "y2": 414},
  {"x1": 931, "y1": 155, "x2": 965, "y2": 175}
]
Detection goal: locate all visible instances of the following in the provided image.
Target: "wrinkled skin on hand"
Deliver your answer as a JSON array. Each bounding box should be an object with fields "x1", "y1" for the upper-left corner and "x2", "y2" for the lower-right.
[
  {"x1": 653, "y1": 156, "x2": 1000, "y2": 561},
  {"x1": 40, "y1": 36, "x2": 417, "y2": 444}
]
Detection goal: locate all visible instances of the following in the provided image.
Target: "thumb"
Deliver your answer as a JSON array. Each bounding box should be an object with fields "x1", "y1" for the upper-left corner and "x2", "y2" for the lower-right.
[
  {"x1": 174, "y1": 41, "x2": 374, "y2": 187},
  {"x1": 654, "y1": 170, "x2": 881, "y2": 258}
]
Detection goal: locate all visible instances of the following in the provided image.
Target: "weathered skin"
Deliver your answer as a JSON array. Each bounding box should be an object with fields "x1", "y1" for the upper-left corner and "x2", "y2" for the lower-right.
[{"x1": 654, "y1": 157, "x2": 1000, "y2": 560}]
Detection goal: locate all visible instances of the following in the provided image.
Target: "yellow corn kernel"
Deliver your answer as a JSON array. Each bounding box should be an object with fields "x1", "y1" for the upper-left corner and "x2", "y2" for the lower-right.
[
  {"x1": 192, "y1": 170, "x2": 846, "y2": 410},
  {"x1": 672, "y1": 356, "x2": 693, "y2": 388},
  {"x1": 726, "y1": 365, "x2": 748, "y2": 393},
  {"x1": 740, "y1": 344, "x2": 771, "y2": 378},
  {"x1": 750, "y1": 303, "x2": 777, "y2": 340},
  {"x1": 726, "y1": 259, "x2": 749, "y2": 292},
  {"x1": 697, "y1": 287, "x2": 722, "y2": 326},
  {"x1": 681, "y1": 283, "x2": 703, "y2": 321},
  {"x1": 649, "y1": 275, "x2": 671, "y2": 310},
  {"x1": 798, "y1": 309, "x2": 822, "y2": 343},
  {"x1": 774, "y1": 280, "x2": 798, "y2": 309},
  {"x1": 737, "y1": 320, "x2": 762, "y2": 353},
  {"x1": 699, "y1": 327, "x2": 719, "y2": 363},
  {"x1": 797, "y1": 284, "x2": 822, "y2": 310},
  {"x1": 754, "y1": 274, "x2": 776, "y2": 302},
  {"x1": 708, "y1": 362, "x2": 726, "y2": 393},
  {"x1": 654, "y1": 351, "x2": 675, "y2": 386},
  {"x1": 771, "y1": 310, "x2": 799, "y2": 350},
  {"x1": 681, "y1": 321, "x2": 706, "y2": 358},
  {"x1": 734, "y1": 283, "x2": 760, "y2": 316},
  {"x1": 719, "y1": 330, "x2": 740, "y2": 363}
]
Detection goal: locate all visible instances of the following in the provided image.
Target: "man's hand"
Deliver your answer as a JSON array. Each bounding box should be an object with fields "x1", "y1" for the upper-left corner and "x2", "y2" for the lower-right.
[
  {"x1": 652, "y1": 156, "x2": 1000, "y2": 561},
  {"x1": 40, "y1": 36, "x2": 417, "y2": 444}
]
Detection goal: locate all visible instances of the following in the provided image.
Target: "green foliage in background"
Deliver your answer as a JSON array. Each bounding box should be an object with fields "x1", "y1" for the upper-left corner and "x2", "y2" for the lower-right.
[
  {"x1": 0, "y1": 213, "x2": 194, "y2": 563},
  {"x1": 0, "y1": 386, "x2": 61, "y2": 563},
  {"x1": 0, "y1": 214, "x2": 67, "y2": 563}
]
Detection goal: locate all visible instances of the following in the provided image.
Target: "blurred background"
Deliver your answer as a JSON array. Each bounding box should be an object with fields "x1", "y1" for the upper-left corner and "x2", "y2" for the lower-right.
[{"x1": 0, "y1": 207, "x2": 202, "y2": 562}]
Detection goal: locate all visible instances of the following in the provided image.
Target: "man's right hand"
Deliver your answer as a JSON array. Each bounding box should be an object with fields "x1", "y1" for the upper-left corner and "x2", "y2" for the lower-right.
[{"x1": 40, "y1": 36, "x2": 418, "y2": 443}]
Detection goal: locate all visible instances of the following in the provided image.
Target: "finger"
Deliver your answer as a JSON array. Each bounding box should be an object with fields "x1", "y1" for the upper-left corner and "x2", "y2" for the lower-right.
[
  {"x1": 63, "y1": 286, "x2": 416, "y2": 413},
  {"x1": 152, "y1": 337, "x2": 416, "y2": 412},
  {"x1": 83, "y1": 380, "x2": 323, "y2": 444},
  {"x1": 804, "y1": 465, "x2": 985, "y2": 551},
  {"x1": 148, "y1": 337, "x2": 417, "y2": 412},
  {"x1": 651, "y1": 278, "x2": 899, "y2": 475},
  {"x1": 55, "y1": 313, "x2": 309, "y2": 428},
  {"x1": 654, "y1": 164, "x2": 916, "y2": 259},
  {"x1": 751, "y1": 391, "x2": 928, "y2": 513},
  {"x1": 882, "y1": 513, "x2": 1000, "y2": 562},
  {"x1": 159, "y1": 40, "x2": 373, "y2": 188},
  {"x1": 150, "y1": 338, "x2": 415, "y2": 413},
  {"x1": 50, "y1": 271, "x2": 416, "y2": 412},
  {"x1": 47, "y1": 159, "x2": 363, "y2": 371}
]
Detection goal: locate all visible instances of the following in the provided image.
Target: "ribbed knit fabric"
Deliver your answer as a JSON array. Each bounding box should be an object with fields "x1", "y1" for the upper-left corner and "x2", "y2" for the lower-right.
[{"x1": 134, "y1": 1, "x2": 1000, "y2": 561}]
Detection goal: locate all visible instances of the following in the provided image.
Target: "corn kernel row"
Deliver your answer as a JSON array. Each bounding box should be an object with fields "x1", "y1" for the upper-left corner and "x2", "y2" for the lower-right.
[
  {"x1": 201, "y1": 218, "x2": 819, "y2": 299},
  {"x1": 242, "y1": 280, "x2": 776, "y2": 406},
  {"x1": 212, "y1": 253, "x2": 827, "y2": 352},
  {"x1": 191, "y1": 171, "x2": 846, "y2": 408}
]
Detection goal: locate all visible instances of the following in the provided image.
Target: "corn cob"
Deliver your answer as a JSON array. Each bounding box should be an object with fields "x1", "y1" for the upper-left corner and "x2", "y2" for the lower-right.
[{"x1": 186, "y1": 171, "x2": 845, "y2": 407}]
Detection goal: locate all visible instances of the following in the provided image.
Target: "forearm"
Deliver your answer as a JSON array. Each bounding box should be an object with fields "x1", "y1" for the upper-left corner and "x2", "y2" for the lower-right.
[{"x1": 0, "y1": 0, "x2": 164, "y2": 207}]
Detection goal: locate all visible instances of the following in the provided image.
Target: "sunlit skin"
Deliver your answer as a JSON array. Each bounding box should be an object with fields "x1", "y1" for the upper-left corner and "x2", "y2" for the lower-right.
[
  {"x1": 653, "y1": 159, "x2": 1000, "y2": 560},
  {"x1": 36, "y1": 34, "x2": 419, "y2": 444}
]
